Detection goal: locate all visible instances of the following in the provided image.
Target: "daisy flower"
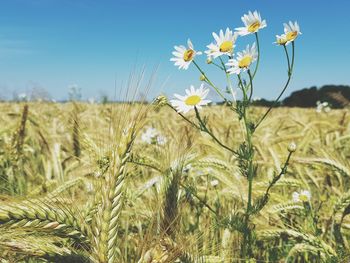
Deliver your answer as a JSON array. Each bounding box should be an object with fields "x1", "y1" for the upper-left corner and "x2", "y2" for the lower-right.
[
  {"x1": 170, "y1": 84, "x2": 211, "y2": 113},
  {"x1": 274, "y1": 34, "x2": 288, "y2": 46},
  {"x1": 226, "y1": 43, "x2": 258, "y2": 75},
  {"x1": 141, "y1": 127, "x2": 167, "y2": 145},
  {"x1": 292, "y1": 190, "x2": 311, "y2": 203},
  {"x1": 156, "y1": 135, "x2": 167, "y2": 145},
  {"x1": 283, "y1": 21, "x2": 302, "y2": 44},
  {"x1": 141, "y1": 127, "x2": 158, "y2": 144},
  {"x1": 210, "y1": 179, "x2": 219, "y2": 187},
  {"x1": 316, "y1": 101, "x2": 331, "y2": 113},
  {"x1": 170, "y1": 39, "x2": 202, "y2": 70},
  {"x1": 235, "y1": 11, "x2": 267, "y2": 36},
  {"x1": 205, "y1": 28, "x2": 237, "y2": 59}
]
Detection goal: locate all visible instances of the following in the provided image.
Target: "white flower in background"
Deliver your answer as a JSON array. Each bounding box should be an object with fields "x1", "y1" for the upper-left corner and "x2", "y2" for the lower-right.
[
  {"x1": 235, "y1": 11, "x2": 267, "y2": 36},
  {"x1": 283, "y1": 21, "x2": 302, "y2": 45},
  {"x1": 170, "y1": 84, "x2": 211, "y2": 114},
  {"x1": 141, "y1": 127, "x2": 167, "y2": 145},
  {"x1": 18, "y1": 93, "x2": 27, "y2": 101},
  {"x1": 324, "y1": 105, "x2": 331, "y2": 113},
  {"x1": 292, "y1": 190, "x2": 311, "y2": 203},
  {"x1": 170, "y1": 39, "x2": 202, "y2": 70},
  {"x1": 205, "y1": 28, "x2": 237, "y2": 59},
  {"x1": 184, "y1": 163, "x2": 192, "y2": 173},
  {"x1": 85, "y1": 182, "x2": 94, "y2": 193},
  {"x1": 226, "y1": 43, "x2": 258, "y2": 75},
  {"x1": 316, "y1": 101, "x2": 331, "y2": 113},
  {"x1": 141, "y1": 127, "x2": 158, "y2": 144},
  {"x1": 88, "y1": 97, "x2": 96, "y2": 104},
  {"x1": 156, "y1": 135, "x2": 167, "y2": 145},
  {"x1": 210, "y1": 179, "x2": 219, "y2": 187}
]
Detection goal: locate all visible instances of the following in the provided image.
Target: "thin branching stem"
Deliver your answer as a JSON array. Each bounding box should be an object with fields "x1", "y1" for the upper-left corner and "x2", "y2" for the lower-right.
[
  {"x1": 194, "y1": 107, "x2": 238, "y2": 155},
  {"x1": 254, "y1": 42, "x2": 295, "y2": 130},
  {"x1": 192, "y1": 60, "x2": 229, "y2": 104},
  {"x1": 245, "y1": 33, "x2": 260, "y2": 92},
  {"x1": 248, "y1": 70, "x2": 254, "y2": 103},
  {"x1": 167, "y1": 104, "x2": 199, "y2": 129},
  {"x1": 241, "y1": 83, "x2": 254, "y2": 259},
  {"x1": 220, "y1": 57, "x2": 236, "y2": 102}
]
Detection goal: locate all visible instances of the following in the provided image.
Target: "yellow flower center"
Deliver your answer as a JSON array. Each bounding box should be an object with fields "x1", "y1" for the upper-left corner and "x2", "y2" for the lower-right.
[
  {"x1": 238, "y1": 56, "x2": 253, "y2": 68},
  {"x1": 299, "y1": 194, "x2": 309, "y2": 202},
  {"x1": 248, "y1": 21, "x2": 261, "y2": 33},
  {"x1": 183, "y1": 49, "x2": 195, "y2": 62},
  {"x1": 185, "y1": 95, "x2": 201, "y2": 106},
  {"x1": 286, "y1": 31, "x2": 298, "y2": 41},
  {"x1": 219, "y1": 41, "x2": 233, "y2": 53},
  {"x1": 277, "y1": 37, "x2": 287, "y2": 45}
]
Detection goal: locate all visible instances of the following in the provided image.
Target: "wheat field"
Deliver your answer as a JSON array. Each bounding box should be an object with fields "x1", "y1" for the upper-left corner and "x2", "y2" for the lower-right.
[{"x1": 0, "y1": 101, "x2": 349, "y2": 262}]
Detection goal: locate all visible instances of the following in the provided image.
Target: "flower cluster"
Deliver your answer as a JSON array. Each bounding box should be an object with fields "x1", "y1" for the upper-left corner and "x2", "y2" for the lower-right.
[
  {"x1": 169, "y1": 10, "x2": 301, "y2": 112},
  {"x1": 168, "y1": 11, "x2": 303, "y2": 258}
]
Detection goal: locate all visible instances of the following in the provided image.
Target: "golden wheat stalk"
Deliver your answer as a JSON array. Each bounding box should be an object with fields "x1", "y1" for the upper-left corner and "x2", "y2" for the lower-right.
[
  {"x1": 93, "y1": 126, "x2": 136, "y2": 263},
  {"x1": 0, "y1": 198, "x2": 88, "y2": 242}
]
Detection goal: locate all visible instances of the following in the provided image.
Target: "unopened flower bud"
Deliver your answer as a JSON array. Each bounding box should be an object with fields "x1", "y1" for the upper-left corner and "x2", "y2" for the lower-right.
[
  {"x1": 153, "y1": 95, "x2": 168, "y2": 107},
  {"x1": 206, "y1": 58, "x2": 212, "y2": 64},
  {"x1": 200, "y1": 74, "x2": 206, "y2": 81},
  {"x1": 288, "y1": 142, "x2": 297, "y2": 153}
]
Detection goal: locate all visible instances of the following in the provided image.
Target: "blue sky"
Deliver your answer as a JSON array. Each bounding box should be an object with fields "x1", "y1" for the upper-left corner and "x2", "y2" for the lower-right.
[{"x1": 0, "y1": 0, "x2": 349, "y2": 101}]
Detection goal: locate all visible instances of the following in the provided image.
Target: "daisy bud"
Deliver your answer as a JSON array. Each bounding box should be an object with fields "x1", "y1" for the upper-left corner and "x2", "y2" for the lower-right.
[
  {"x1": 210, "y1": 179, "x2": 219, "y2": 187},
  {"x1": 288, "y1": 142, "x2": 297, "y2": 153},
  {"x1": 153, "y1": 95, "x2": 168, "y2": 107},
  {"x1": 200, "y1": 74, "x2": 206, "y2": 81},
  {"x1": 206, "y1": 58, "x2": 212, "y2": 64}
]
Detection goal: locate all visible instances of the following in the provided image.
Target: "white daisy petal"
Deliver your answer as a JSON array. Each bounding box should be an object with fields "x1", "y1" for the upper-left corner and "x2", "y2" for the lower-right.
[
  {"x1": 170, "y1": 40, "x2": 201, "y2": 70},
  {"x1": 235, "y1": 10, "x2": 266, "y2": 36},
  {"x1": 225, "y1": 43, "x2": 258, "y2": 75},
  {"x1": 170, "y1": 85, "x2": 211, "y2": 113},
  {"x1": 282, "y1": 21, "x2": 301, "y2": 45},
  {"x1": 205, "y1": 28, "x2": 236, "y2": 59}
]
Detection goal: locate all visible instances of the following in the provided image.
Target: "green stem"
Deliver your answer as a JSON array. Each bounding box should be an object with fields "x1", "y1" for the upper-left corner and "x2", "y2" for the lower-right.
[
  {"x1": 194, "y1": 107, "x2": 238, "y2": 155},
  {"x1": 192, "y1": 60, "x2": 230, "y2": 104},
  {"x1": 241, "y1": 84, "x2": 254, "y2": 259},
  {"x1": 245, "y1": 33, "x2": 260, "y2": 92},
  {"x1": 167, "y1": 103, "x2": 199, "y2": 129},
  {"x1": 254, "y1": 42, "x2": 295, "y2": 130},
  {"x1": 219, "y1": 57, "x2": 236, "y2": 101},
  {"x1": 252, "y1": 33, "x2": 260, "y2": 79},
  {"x1": 247, "y1": 70, "x2": 253, "y2": 103},
  {"x1": 237, "y1": 74, "x2": 246, "y2": 94},
  {"x1": 264, "y1": 151, "x2": 292, "y2": 197},
  {"x1": 284, "y1": 45, "x2": 291, "y2": 75},
  {"x1": 179, "y1": 182, "x2": 218, "y2": 215},
  {"x1": 211, "y1": 61, "x2": 225, "y2": 71}
]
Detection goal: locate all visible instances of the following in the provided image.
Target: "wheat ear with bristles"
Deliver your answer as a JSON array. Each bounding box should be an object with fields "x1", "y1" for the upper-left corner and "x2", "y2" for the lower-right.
[
  {"x1": 93, "y1": 125, "x2": 136, "y2": 263},
  {"x1": 0, "y1": 198, "x2": 89, "y2": 243}
]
